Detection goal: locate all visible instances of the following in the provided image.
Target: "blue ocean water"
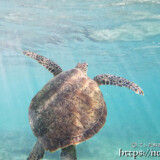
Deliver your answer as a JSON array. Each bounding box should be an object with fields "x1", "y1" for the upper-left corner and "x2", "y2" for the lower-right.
[{"x1": 0, "y1": 0, "x2": 160, "y2": 159}]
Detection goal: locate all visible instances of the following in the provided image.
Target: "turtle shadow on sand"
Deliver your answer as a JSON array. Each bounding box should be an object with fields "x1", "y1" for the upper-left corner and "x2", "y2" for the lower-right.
[{"x1": 22, "y1": 51, "x2": 143, "y2": 160}]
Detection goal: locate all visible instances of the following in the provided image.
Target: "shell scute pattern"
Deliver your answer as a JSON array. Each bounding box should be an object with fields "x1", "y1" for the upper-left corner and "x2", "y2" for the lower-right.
[{"x1": 29, "y1": 69, "x2": 107, "y2": 151}]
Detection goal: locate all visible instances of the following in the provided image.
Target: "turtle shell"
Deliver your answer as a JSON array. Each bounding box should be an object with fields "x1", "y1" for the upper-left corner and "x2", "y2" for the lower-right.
[{"x1": 29, "y1": 68, "x2": 107, "y2": 151}]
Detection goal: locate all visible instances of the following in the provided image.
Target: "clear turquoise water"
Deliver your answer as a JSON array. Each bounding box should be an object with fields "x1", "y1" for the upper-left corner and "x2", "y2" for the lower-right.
[{"x1": 0, "y1": 0, "x2": 160, "y2": 160}]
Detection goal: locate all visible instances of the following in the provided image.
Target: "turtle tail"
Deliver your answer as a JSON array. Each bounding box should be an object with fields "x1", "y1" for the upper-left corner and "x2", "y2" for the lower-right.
[{"x1": 93, "y1": 74, "x2": 144, "y2": 95}]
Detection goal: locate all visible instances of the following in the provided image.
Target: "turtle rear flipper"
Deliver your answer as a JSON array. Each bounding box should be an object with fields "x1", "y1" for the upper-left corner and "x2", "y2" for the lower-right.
[
  {"x1": 27, "y1": 140, "x2": 45, "y2": 160},
  {"x1": 22, "y1": 51, "x2": 63, "y2": 76},
  {"x1": 93, "y1": 74, "x2": 144, "y2": 95},
  {"x1": 61, "y1": 145, "x2": 77, "y2": 160}
]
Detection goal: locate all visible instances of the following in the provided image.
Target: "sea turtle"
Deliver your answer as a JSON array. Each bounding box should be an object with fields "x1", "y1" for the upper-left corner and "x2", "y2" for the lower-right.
[{"x1": 22, "y1": 51, "x2": 144, "y2": 160}]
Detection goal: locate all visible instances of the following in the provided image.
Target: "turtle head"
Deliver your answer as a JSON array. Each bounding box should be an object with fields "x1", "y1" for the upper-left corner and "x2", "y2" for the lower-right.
[{"x1": 75, "y1": 63, "x2": 88, "y2": 74}]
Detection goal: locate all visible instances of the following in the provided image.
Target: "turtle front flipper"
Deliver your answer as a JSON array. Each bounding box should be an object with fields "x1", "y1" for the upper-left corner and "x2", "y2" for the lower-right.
[
  {"x1": 93, "y1": 74, "x2": 144, "y2": 95},
  {"x1": 22, "y1": 51, "x2": 63, "y2": 76},
  {"x1": 27, "y1": 140, "x2": 45, "y2": 160}
]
